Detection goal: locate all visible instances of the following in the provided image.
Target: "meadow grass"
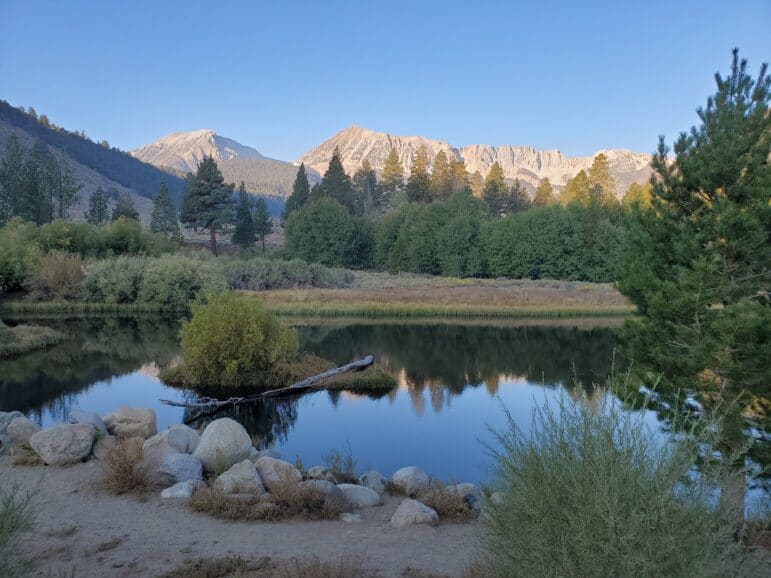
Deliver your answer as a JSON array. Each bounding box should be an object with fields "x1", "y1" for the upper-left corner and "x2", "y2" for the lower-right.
[
  {"x1": 0, "y1": 322, "x2": 65, "y2": 357},
  {"x1": 0, "y1": 301, "x2": 164, "y2": 314}
]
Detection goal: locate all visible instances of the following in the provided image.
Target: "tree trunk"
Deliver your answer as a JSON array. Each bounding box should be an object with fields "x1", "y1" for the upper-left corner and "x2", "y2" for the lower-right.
[
  {"x1": 209, "y1": 226, "x2": 218, "y2": 256},
  {"x1": 261, "y1": 234, "x2": 265, "y2": 253}
]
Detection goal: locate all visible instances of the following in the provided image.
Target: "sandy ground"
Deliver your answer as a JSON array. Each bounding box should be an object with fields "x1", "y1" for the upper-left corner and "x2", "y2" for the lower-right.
[{"x1": 1, "y1": 457, "x2": 481, "y2": 578}]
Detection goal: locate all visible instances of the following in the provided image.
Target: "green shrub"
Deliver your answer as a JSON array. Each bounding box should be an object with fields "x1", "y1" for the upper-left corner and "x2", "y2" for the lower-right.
[
  {"x1": 483, "y1": 396, "x2": 745, "y2": 577},
  {"x1": 222, "y1": 256, "x2": 353, "y2": 291},
  {"x1": 137, "y1": 255, "x2": 225, "y2": 312},
  {"x1": 81, "y1": 255, "x2": 148, "y2": 304},
  {"x1": 0, "y1": 219, "x2": 41, "y2": 293},
  {"x1": 0, "y1": 483, "x2": 37, "y2": 577},
  {"x1": 176, "y1": 291, "x2": 299, "y2": 387},
  {"x1": 24, "y1": 250, "x2": 84, "y2": 300}
]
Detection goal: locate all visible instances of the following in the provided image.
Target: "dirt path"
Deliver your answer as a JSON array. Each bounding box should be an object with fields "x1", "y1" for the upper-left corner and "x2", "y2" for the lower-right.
[{"x1": 2, "y1": 458, "x2": 481, "y2": 577}]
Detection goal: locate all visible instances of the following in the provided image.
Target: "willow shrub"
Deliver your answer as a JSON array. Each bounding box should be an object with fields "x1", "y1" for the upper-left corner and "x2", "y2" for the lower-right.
[
  {"x1": 484, "y1": 396, "x2": 747, "y2": 577},
  {"x1": 177, "y1": 292, "x2": 298, "y2": 388}
]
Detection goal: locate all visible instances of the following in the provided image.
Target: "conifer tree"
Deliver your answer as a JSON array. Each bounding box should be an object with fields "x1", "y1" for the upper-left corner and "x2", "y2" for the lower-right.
[
  {"x1": 111, "y1": 190, "x2": 139, "y2": 221},
  {"x1": 560, "y1": 170, "x2": 590, "y2": 205},
  {"x1": 318, "y1": 148, "x2": 354, "y2": 211},
  {"x1": 617, "y1": 51, "x2": 770, "y2": 528},
  {"x1": 406, "y1": 146, "x2": 430, "y2": 202},
  {"x1": 621, "y1": 182, "x2": 652, "y2": 210},
  {"x1": 483, "y1": 162, "x2": 508, "y2": 216},
  {"x1": 0, "y1": 134, "x2": 25, "y2": 221},
  {"x1": 283, "y1": 163, "x2": 311, "y2": 221},
  {"x1": 468, "y1": 170, "x2": 484, "y2": 197},
  {"x1": 231, "y1": 182, "x2": 257, "y2": 250},
  {"x1": 150, "y1": 180, "x2": 180, "y2": 239},
  {"x1": 85, "y1": 187, "x2": 110, "y2": 225},
  {"x1": 180, "y1": 155, "x2": 235, "y2": 255},
  {"x1": 534, "y1": 177, "x2": 555, "y2": 206},
  {"x1": 253, "y1": 197, "x2": 273, "y2": 253},
  {"x1": 352, "y1": 159, "x2": 378, "y2": 215},
  {"x1": 588, "y1": 153, "x2": 616, "y2": 205},
  {"x1": 429, "y1": 150, "x2": 452, "y2": 199},
  {"x1": 508, "y1": 180, "x2": 531, "y2": 213},
  {"x1": 449, "y1": 158, "x2": 469, "y2": 193},
  {"x1": 381, "y1": 148, "x2": 404, "y2": 206},
  {"x1": 51, "y1": 160, "x2": 79, "y2": 220}
]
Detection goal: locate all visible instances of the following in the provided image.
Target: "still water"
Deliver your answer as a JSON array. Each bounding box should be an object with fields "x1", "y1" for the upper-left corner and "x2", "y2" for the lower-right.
[{"x1": 0, "y1": 315, "x2": 667, "y2": 484}]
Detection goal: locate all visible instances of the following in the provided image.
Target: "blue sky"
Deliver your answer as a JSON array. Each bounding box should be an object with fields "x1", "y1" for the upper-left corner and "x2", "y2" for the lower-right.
[{"x1": 1, "y1": 0, "x2": 769, "y2": 160}]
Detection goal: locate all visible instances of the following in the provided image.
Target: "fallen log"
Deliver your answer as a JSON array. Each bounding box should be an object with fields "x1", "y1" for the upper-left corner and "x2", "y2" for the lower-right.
[{"x1": 159, "y1": 355, "x2": 374, "y2": 421}]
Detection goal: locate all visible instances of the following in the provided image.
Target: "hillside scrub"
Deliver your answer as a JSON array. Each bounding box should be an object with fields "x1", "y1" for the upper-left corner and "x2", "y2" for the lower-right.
[
  {"x1": 23, "y1": 249, "x2": 84, "y2": 300},
  {"x1": 222, "y1": 256, "x2": 353, "y2": 290}
]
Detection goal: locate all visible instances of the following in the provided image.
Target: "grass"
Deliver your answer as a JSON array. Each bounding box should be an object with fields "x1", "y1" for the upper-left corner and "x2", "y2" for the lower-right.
[
  {"x1": 0, "y1": 301, "x2": 164, "y2": 314},
  {"x1": 322, "y1": 366, "x2": 397, "y2": 395},
  {"x1": 11, "y1": 443, "x2": 44, "y2": 466},
  {"x1": 159, "y1": 555, "x2": 377, "y2": 578},
  {"x1": 322, "y1": 442, "x2": 358, "y2": 484},
  {"x1": 0, "y1": 483, "x2": 37, "y2": 578},
  {"x1": 0, "y1": 322, "x2": 65, "y2": 357},
  {"x1": 98, "y1": 437, "x2": 153, "y2": 495},
  {"x1": 417, "y1": 483, "x2": 476, "y2": 522},
  {"x1": 189, "y1": 483, "x2": 347, "y2": 522}
]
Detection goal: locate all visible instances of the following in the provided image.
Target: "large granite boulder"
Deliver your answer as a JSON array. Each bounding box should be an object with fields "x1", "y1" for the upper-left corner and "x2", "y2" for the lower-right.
[
  {"x1": 29, "y1": 424, "x2": 95, "y2": 466},
  {"x1": 142, "y1": 424, "x2": 200, "y2": 464},
  {"x1": 0, "y1": 411, "x2": 24, "y2": 435},
  {"x1": 254, "y1": 456, "x2": 302, "y2": 491},
  {"x1": 392, "y1": 466, "x2": 430, "y2": 497},
  {"x1": 359, "y1": 470, "x2": 388, "y2": 494},
  {"x1": 337, "y1": 483, "x2": 381, "y2": 508},
  {"x1": 299, "y1": 479, "x2": 344, "y2": 502},
  {"x1": 161, "y1": 480, "x2": 206, "y2": 499},
  {"x1": 158, "y1": 453, "x2": 203, "y2": 485},
  {"x1": 307, "y1": 466, "x2": 337, "y2": 483},
  {"x1": 213, "y1": 460, "x2": 265, "y2": 495},
  {"x1": 92, "y1": 435, "x2": 117, "y2": 461},
  {"x1": 103, "y1": 407, "x2": 157, "y2": 439},
  {"x1": 193, "y1": 418, "x2": 252, "y2": 473},
  {"x1": 6, "y1": 416, "x2": 41, "y2": 447},
  {"x1": 390, "y1": 498, "x2": 439, "y2": 528},
  {"x1": 68, "y1": 409, "x2": 108, "y2": 435}
]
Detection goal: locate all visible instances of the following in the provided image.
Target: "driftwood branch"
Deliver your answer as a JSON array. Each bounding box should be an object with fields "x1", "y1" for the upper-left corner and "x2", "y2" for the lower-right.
[{"x1": 159, "y1": 355, "x2": 374, "y2": 421}]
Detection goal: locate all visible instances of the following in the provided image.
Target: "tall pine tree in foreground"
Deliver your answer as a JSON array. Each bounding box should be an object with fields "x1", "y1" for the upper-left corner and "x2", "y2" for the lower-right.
[
  {"x1": 406, "y1": 146, "x2": 430, "y2": 202},
  {"x1": 483, "y1": 162, "x2": 508, "y2": 217},
  {"x1": 253, "y1": 197, "x2": 273, "y2": 252},
  {"x1": 232, "y1": 182, "x2": 256, "y2": 250},
  {"x1": 180, "y1": 155, "x2": 235, "y2": 255},
  {"x1": 352, "y1": 159, "x2": 378, "y2": 215},
  {"x1": 150, "y1": 180, "x2": 180, "y2": 239},
  {"x1": 316, "y1": 148, "x2": 354, "y2": 211},
  {"x1": 283, "y1": 163, "x2": 310, "y2": 221},
  {"x1": 85, "y1": 187, "x2": 109, "y2": 224},
  {"x1": 533, "y1": 177, "x2": 555, "y2": 206},
  {"x1": 617, "y1": 50, "x2": 770, "y2": 529}
]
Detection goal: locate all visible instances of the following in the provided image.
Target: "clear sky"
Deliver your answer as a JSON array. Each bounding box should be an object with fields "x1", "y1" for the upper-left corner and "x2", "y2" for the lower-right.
[{"x1": 1, "y1": 0, "x2": 769, "y2": 160}]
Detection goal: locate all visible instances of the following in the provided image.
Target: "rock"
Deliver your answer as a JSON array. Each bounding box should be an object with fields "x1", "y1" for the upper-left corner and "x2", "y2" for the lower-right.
[
  {"x1": 6, "y1": 416, "x2": 41, "y2": 447},
  {"x1": 254, "y1": 457, "x2": 302, "y2": 491},
  {"x1": 340, "y1": 512, "x2": 362, "y2": 523},
  {"x1": 307, "y1": 466, "x2": 337, "y2": 483},
  {"x1": 0, "y1": 434, "x2": 10, "y2": 455},
  {"x1": 392, "y1": 466, "x2": 430, "y2": 496},
  {"x1": 447, "y1": 482, "x2": 481, "y2": 500},
  {"x1": 390, "y1": 498, "x2": 439, "y2": 528},
  {"x1": 103, "y1": 407, "x2": 157, "y2": 439},
  {"x1": 213, "y1": 460, "x2": 265, "y2": 496},
  {"x1": 0, "y1": 411, "x2": 24, "y2": 435},
  {"x1": 299, "y1": 479, "x2": 344, "y2": 502},
  {"x1": 68, "y1": 409, "x2": 108, "y2": 435},
  {"x1": 158, "y1": 453, "x2": 203, "y2": 485},
  {"x1": 29, "y1": 424, "x2": 95, "y2": 466},
  {"x1": 359, "y1": 470, "x2": 387, "y2": 494},
  {"x1": 160, "y1": 480, "x2": 205, "y2": 499},
  {"x1": 193, "y1": 418, "x2": 252, "y2": 473},
  {"x1": 92, "y1": 435, "x2": 117, "y2": 460},
  {"x1": 256, "y1": 448, "x2": 281, "y2": 460},
  {"x1": 337, "y1": 483, "x2": 381, "y2": 508},
  {"x1": 142, "y1": 425, "x2": 200, "y2": 464}
]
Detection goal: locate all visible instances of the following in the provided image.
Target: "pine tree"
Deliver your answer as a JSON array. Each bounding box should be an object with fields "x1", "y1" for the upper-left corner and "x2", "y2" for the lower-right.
[
  {"x1": 352, "y1": 159, "x2": 378, "y2": 215},
  {"x1": 51, "y1": 159, "x2": 80, "y2": 220},
  {"x1": 253, "y1": 197, "x2": 273, "y2": 253},
  {"x1": 468, "y1": 171, "x2": 484, "y2": 197},
  {"x1": 508, "y1": 180, "x2": 531, "y2": 213},
  {"x1": 429, "y1": 150, "x2": 452, "y2": 199},
  {"x1": 85, "y1": 187, "x2": 110, "y2": 225},
  {"x1": 483, "y1": 162, "x2": 508, "y2": 216},
  {"x1": 318, "y1": 148, "x2": 354, "y2": 211},
  {"x1": 449, "y1": 158, "x2": 469, "y2": 193},
  {"x1": 180, "y1": 155, "x2": 235, "y2": 255},
  {"x1": 534, "y1": 177, "x2": 555, "y2": 206},
  {"x1": 0, "y1": 134, "x2": 25, "y2": 221},
  {"x1": 588, "y1": 153, "x2": 616, "y2": 205},
  {"x1": 111, "y1": 190, "x2": 140, "y2": 221},
  {"x1": 617, "y1": 50, "x2": 770, "y2": 529},
  {"x1": 406, "y1": 146, "x2": 430, "y2": 202},
  {"x1": 381, "y1": 148, "x2": 404, "y2": 205},
  {"x1": 560, "y1": 170, "x2": 590, "y2": 205},
  {"x1": 283, "y1": 163, "x2": 311, "y2": 220},
  {"x1": 150, "y1": 180, "x2": 179, "y2": 239},
  {"x1": 621, "y1": 182, "x2": 652, "y2": 209},
  {"x1": 231, "y1": 182, "x2": 257, "y2": 250}
]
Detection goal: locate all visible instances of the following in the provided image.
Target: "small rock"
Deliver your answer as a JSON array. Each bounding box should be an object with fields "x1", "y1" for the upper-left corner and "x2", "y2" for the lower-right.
[
  {"x1": 103, "y1": 407, "x2": 157, "y2": 439},
  {"x1": 337, "y1": 483, "x2": 381, "y2": 508},
  {"x1": 340, "y1": 512, "x2": 362, "y2": 523},
  {"x1": 447, "y1": 482, "x2": 481, "y2": 500},
  {"x1": 359, "y1": 470, "x2": 387, "y2": 494},
  {"x1": 307, "y1": 466, "x2": 337, "y2": 483},
  {"x1": 254, "y1": 457, "x2": 302, "y2": 491},
  {"x1": 158, "y1": 453, "x2": 203, "y2": 485},
  {"x1": 390, "y1": 498, "x2": 439, "y2": 528},
  {"x1": 255, "y1": 448, "x2": 281, "y2": 460},
  {"x1": 142, "y1": 425, "x2": 200, "y2": 464},
  {"x1": 213, "y1": 460, "x2": 265, "y2": 496},
  {"x1": 0, "y1": 411, "x2": 24, "y2": 435},
  {"x1": 68, "y1": 409, "x2": 108, "y2": 435},
  {"x1": 392, "y1": 466, "x2": 430, "y2": 497},
  {"x1": 29, "y1": 424, "x2": 95, "y2": 466},
  {"x1": 92, "y1": 435, "x2": 117, "y2": 460},
  {"x1": 193, "y1": 418, "x2": 252, "y2": 473},
  {"x1": 299, "y1": 479, "x2": 344, "y2": 502},
  {"x1": 6, "y1": 416, "x2": 41, "y2": 447},
  {"x1": 160, "y1": 480, "x2": 205, "y2": 499}
]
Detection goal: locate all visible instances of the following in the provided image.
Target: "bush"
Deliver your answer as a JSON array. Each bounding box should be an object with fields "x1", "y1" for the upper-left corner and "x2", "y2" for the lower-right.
[
  {"x1": 0, "y1": 483, "x2": 37, "y2": 577},
  {"x1": 137, "y1": 255, "x2": 225, "y2": 312},
  {"x1": 176, "y1": 291, "x2": 299, "y2": 387},
  {"x1": 99, "y1": 437, "x2": 151, "y2": 495},
  {"x1": 483, "y1": 396, "x2": 745, "y2": 577},
  {"x1": 0, "y1": 219, "x2": 40, "y2": 294},
  {"x1": 222, "y1": 256, "x2": 353, "y2": 291},
  {"x1": 23, "y1": 250, "x2": 84, "y2": 300},
  {"x1": 81, "y1": 255, "x2": 149, "y2": 304}
]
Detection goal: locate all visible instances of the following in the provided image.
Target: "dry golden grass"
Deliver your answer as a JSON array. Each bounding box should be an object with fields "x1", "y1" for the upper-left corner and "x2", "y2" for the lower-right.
[
  {"x1": 99, "y1": 437, "x2": 152, "y2": 495},
  {"x1": 160, "y1": 555, "x2": 377, "y2": 578},
  {"x1": 11, "y1": 443, "x2": 43, "y2": 466},
  {"x1": 417, "y1": 483, "x2": 476, "y2": 522}
]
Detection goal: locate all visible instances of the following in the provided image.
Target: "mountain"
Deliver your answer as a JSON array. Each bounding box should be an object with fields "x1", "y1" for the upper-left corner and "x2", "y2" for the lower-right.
[
  {"x1": 297, "y1": 125, "x2": 653, "y2": 195},
  {"x1": 132, "y1": 130, "x2": 319, "y2": 199},
  {"x1": 0, "y1": 101, "x2": 186, "y2": 223}
]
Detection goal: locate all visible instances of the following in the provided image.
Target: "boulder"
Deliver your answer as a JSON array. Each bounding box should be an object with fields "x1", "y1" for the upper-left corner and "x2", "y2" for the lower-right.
[
  {"x1": 68, "y1": 409, "x2": 108, "y2": 435},
  {"x1": 92, "y1": 435, "x2": 117, "y2": 461},
  {"x1": 337, "y1": 483, "x2": 381, "y2": 508},
  {"x1": 254, "y1": 457, "x2": 302, "y2": 491},
  {"x1": 307, "y1": 466, "x2": 337, "y2": 483},
  {"x1": 29, "y1": 424, "x2": 95, "y2": 466},
  {"x1": 392, "y1": 466, "x2": 430, "y2": 496},
  {"x1": 255, "y1": 448, "x2": 281, "y2": 460},
  {"x1": 359, "y1": 470, "x2": 387, "y2": 494},
  {"x1": 193, "y1": 418, "x2": 252, "y2": 473},
  {"x1": 6, "y1": 416, "x2": 41, "y2": 447},
  {"x1": 213, "y1": 460, "x2": 265, "y2": 496},
  {"x1": 299, "y1": 479, "x2": 344, "y2": 502},
  {"x1": 160, "y1": 480, "x2": 205, "y2": 499},
  {"x1": 447, "y1": 482, "x2": 481, "y2": 500},
  {"x1": 142, "y1": 424, "x2": 200, "y2": 464},
  {"x1": 158, "y1": 453, "x2": 203, "y2": 485},
  {"x1": 0, "y1": 411, "x2": 24, "y2": 435},
  {"x1": 390, "y1": 498, "x2": 439, "y2": 528},
  {"x1": 103, "y1": 407, "x2": 157, "y2": 439},
  {"x1": 0, "y1": 434, "x2": 10, "y2": 455}
]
